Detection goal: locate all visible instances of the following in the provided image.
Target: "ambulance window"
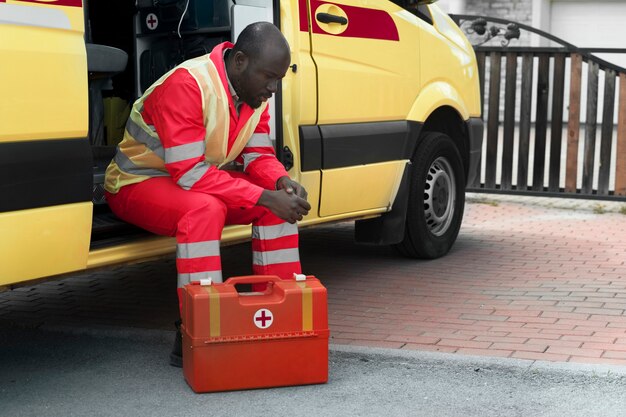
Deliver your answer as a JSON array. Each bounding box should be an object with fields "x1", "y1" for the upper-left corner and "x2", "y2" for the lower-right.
[{"x1": 391, "y1": 1, "x2": 434, "y2": 25}]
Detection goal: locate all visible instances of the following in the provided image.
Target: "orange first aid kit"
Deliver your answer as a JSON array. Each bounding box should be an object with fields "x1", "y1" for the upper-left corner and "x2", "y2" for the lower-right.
[{"x1": 181, "y1": 275, "x2": 329, "y2": 393}]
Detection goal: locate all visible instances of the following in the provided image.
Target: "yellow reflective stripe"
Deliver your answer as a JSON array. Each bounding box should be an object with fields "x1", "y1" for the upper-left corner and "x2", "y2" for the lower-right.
[
  {"x1": 126, "y1": 117, "x2": 163, "y2": 156},
  {"x1": 186, "y1": 59, "x2": 230, "y2": 166},
  {"x1": 204, "y1": 286, "x2": 221, "y2": 337},
  {"x1": 225, "y1": 101, "x2": 268, "y2": 166},
  {"x1": 298, "y1": 282, "x2": 313, "y2": 332}
]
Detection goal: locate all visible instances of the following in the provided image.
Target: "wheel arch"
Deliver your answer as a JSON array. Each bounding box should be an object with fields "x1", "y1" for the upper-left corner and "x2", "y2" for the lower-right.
[
  {"x1": 355, "y1": 106, "x2": 469, "y2": 246},
  {"x1": 420, "y1": 106, "x2": 470, "y2": 185}
]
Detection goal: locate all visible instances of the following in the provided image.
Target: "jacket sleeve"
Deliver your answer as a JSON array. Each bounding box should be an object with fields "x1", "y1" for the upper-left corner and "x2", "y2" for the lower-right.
[
  {"x1": 144, "y1": 69, "x2": 265, "y2": 209},
  {"x1": 238, "y1": 104, "x2": 289, "y2": 190}
]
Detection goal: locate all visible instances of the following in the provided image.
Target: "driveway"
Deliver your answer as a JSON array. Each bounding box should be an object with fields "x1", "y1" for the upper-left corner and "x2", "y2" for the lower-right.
[{"x1": 1, "y1": 193, "x2": 626, "y2": 365}]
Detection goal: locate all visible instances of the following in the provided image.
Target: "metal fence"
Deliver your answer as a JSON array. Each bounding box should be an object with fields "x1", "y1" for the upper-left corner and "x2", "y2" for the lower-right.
[{"x1": 451, "y1": 15, "x2": 626, "y2": 201}]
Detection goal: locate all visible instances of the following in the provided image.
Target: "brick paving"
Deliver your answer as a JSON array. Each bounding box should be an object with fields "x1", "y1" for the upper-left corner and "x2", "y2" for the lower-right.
[{"x1": 1, "y1": 194, "x2": 626, "y2": 366}]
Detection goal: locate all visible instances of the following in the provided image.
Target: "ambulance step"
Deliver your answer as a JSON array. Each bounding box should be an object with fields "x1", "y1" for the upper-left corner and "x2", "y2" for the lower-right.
[{"x1": 90, "y1": 208, "x2": 149, "y2": 250}]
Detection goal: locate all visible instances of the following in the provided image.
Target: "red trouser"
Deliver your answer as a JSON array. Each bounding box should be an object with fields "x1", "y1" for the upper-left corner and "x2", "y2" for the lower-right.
[{"x1": 105, "y1": 172, "x2": 301, "y2": 314}]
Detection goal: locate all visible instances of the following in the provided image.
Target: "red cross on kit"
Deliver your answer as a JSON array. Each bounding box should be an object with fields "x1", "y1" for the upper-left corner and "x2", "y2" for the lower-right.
[{"x1": 180, "y1": 275, "x2": 329, "y2": 393}]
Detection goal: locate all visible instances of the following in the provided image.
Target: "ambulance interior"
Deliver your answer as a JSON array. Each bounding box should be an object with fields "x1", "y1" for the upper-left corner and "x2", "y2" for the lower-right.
[{"x1": 85, "y1": 0, "x2": 239, "y2": 247}]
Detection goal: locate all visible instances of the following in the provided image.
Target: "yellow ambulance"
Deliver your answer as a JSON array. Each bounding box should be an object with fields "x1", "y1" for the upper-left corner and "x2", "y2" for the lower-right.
[{"x1": 0, "y1": 0, "x2": 482, "y2": 287}]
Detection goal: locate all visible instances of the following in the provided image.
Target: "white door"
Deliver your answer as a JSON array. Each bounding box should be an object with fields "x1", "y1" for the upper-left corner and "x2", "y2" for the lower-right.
[{"x1": 550, "y1": 0, "x2": 626, "y2": 69}]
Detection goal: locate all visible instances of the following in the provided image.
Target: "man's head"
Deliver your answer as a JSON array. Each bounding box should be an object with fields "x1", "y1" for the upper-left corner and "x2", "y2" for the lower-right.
[{"x1": 227, "y1": 22, "x2": 291, "y2": 109}]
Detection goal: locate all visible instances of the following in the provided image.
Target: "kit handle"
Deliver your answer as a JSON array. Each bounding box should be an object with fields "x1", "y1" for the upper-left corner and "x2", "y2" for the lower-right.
[{"x1": 224, "y1": 275, "x2": 283, "y2": 286}]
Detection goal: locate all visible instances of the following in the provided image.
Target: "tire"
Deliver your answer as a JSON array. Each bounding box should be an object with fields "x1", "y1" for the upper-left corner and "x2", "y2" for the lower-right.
[{"x1": 393, "y1": 131, "x2": 466, "y2": 259}]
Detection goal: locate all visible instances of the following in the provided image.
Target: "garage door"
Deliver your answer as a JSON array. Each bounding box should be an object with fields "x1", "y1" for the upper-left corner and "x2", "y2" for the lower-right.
[{"x1": 550, "y1": 0, "x2": 626, "y2": 69}]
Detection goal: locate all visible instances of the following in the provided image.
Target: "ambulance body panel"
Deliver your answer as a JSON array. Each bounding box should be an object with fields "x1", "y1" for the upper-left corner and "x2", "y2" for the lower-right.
[{"x1": 0, "y1": 0, "x2": 482, "y2": 287}]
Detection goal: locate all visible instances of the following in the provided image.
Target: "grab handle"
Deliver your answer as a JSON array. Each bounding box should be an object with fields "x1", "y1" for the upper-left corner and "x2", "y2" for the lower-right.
[{"x1": 224, "y1": 275, "x2": 282, "y2": 287}]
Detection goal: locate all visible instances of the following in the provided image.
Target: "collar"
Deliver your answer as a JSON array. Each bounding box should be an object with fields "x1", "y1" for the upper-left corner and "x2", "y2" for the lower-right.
[{"x1": 223, "y1": 48, "x2": 242, "y2": 111}]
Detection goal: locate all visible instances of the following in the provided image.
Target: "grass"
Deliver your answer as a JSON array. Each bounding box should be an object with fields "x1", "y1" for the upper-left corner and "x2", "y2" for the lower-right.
[
  {"x1": 468, "y1": 197, "x2": 499, "y2": 207},
  {"x1": 592, "y1": 204, "x2": 606, "y2": 214}
]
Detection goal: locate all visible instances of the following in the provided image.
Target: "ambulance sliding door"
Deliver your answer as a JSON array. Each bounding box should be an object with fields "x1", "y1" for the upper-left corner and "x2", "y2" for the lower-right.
[
  {"x1": 0, "y1": 1, "x2": 92, "y2": 285},
  {"x1": 303, "y1": 0, "x2": 421, "y2": 217}
]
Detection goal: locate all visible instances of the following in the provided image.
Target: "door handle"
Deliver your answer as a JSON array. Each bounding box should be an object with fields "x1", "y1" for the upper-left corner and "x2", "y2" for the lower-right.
[{"x1": 316, "y1": 12, "x2": 348, "y2": 25}]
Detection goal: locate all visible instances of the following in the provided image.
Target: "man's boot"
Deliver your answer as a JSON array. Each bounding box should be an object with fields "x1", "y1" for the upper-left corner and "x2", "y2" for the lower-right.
[{"x1": 169, "y1": 319, "x2": 183, "y2": 368}]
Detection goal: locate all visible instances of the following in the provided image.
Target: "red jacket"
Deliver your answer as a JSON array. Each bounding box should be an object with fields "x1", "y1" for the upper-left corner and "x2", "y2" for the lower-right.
[{"x1": 141, "y1": 42, "x2": 288, "y2": 209}]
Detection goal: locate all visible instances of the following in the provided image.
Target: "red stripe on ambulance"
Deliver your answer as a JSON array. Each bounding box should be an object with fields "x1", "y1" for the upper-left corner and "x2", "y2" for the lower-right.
[
  {"x1": 14, "y1": 0, "x2": 82, "y2": 7},
  {"x1": 302, "y1": 0, "x2": 399, "y2": 42}
]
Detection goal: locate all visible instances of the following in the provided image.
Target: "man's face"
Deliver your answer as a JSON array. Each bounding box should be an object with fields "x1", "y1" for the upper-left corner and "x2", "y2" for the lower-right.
[{"x1": 232, "y1": 48, "x2": 291, "y2": 109}]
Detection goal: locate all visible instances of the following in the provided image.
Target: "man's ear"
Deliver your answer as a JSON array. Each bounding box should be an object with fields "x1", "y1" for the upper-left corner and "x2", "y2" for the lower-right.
[{"x1": 233, "y1": 51, "x2": 249, "y2": 72}]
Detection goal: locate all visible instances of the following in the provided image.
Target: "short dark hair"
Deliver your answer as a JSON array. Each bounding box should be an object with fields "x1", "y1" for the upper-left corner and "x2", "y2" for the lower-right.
[{"x1": 232, "y1": 22, "x2": 288, "y2": 61}]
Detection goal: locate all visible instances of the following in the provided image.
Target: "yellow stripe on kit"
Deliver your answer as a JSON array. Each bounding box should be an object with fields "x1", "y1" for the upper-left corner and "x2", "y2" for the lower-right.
[
  {"x1": 298, "y1": 282, "x2": 313, "y2": 332},
  {"x1": 204, "y1": 286, "x2": 221, "y2": 337}
]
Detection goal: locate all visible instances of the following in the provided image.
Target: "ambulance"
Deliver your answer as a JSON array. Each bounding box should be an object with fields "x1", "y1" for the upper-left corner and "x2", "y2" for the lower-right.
[{"x1": 0, "y1": 0, "x2": 483, "y2": 287}]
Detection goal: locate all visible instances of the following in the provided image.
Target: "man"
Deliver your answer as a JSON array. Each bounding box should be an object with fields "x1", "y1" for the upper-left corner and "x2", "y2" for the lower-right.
[{"x1": 104, "y1": 22, "x2": 310, "y2": 367}]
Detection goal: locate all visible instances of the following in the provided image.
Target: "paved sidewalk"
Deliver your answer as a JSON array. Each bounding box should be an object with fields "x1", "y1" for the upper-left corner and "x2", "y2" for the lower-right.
[{"x1": 1, "y1": 194, "x2": 625, "y2": 365}]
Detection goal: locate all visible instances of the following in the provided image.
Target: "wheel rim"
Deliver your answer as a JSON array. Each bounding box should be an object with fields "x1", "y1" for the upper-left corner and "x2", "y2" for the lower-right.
[{"x1": 423, "y1": 156, "x2": 456, "y2": 236}]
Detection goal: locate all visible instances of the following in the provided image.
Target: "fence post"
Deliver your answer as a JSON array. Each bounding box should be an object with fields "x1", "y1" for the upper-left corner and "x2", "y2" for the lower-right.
[
  {"x1": 582, "y1": 61, "x2": 599, "y2": 195},
  {"x1": 517, "y1": 53, "x2": 534, "y2": 191},
  {"x1": 502, "y1": 52, "x2": 518, "y2": 190},
  {"x1": 486, "y1": 52, "x2": 501, "y2": 189},
  {"x1": 598, "y1": 70, "x2": 616, "y2": 195},
  {"x1": 565, "y1": 54, "x2": 582, "y2": 193},
  {"x1": 533, "y1": 55, "x2": 550, "y2": 191},
  {"x1": 615, "y1": 73, "x2": 626, "y2": 196},
  {"x1": 549, "y1": 54, "x2": 566, "y2": 192}
]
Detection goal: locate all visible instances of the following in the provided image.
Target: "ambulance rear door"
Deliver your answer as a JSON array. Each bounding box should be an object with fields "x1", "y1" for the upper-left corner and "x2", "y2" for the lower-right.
[{"x1": 0, "y1": 0, "x2": 92, "y2": 286}]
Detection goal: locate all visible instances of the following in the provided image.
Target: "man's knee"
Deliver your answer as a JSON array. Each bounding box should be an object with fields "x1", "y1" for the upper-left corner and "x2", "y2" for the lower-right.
[{"x1": 178, "y1": 194, "x2": 228, "y2": 230}]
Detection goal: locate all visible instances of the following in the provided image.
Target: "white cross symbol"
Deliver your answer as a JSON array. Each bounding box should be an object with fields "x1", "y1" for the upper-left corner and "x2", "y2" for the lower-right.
[
  {"x1": 146, "y1": 13, "x2": 158, "y2": 30},
  {"x1": 254, "y1": 309, "x2": 273, "y2": 329}
]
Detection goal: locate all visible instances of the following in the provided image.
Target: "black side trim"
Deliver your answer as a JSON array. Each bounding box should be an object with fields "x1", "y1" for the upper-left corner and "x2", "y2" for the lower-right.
[
  {"x1": 0, "y1": 139, "x2": 93, "y2": 213},
  {"x1": 466, "y1": 117, "x2": 484, "y2": 186},
  {"x1": 299, "y1": 121, "x2": 423, "y2": 171},
  {"x1": 299, "y1": 125, "x2": 322, "y2": 171},
  {"x1": 320, "y1": 121, "x2": 415, "y2": 169}
]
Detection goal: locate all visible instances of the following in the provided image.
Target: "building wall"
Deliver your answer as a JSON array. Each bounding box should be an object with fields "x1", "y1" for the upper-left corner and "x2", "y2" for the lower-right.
[{"x1": 466, "y1": 0, "x2": 532, "y2": 24}]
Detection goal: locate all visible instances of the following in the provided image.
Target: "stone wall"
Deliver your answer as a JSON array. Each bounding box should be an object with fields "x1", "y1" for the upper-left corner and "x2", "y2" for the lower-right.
[
  {"x1": 464, "y1": 0, "x2": 533, "y2": 46},
  {"x1": 465, "y1": 0, "x2": 532, "y2": 24}
]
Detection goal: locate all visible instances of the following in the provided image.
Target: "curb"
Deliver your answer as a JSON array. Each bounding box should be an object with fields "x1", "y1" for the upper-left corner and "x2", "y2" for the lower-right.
[
  {"x1": 330, "y1": 343, "x2": 626, "y2": 378},
  {"x1": 466, "y1": 192, "x2": 626, "y2": 213},
  {"x1": 10, "y1": 321, "x2": 626, "y2": 378}
]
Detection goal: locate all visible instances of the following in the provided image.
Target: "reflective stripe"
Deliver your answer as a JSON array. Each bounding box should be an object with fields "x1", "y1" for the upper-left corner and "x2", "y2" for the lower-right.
[
  {"x1": 0, "y1": 4, "x2": 71, "y2": 30},
  {"x1": 298, "y1": 282, "x2": 313, "y2": 332},
  {"x1": 243, "y1": 152, "x2": 265, "y2": 171},
  {"x1": 252, "y1": 223, "x2": 298, "y2": 240},
  {"x1": 253, "y1": 248, "x2": 300, "y2": 266},
  {"x1": 165, "y1": 141, "x2": 206, "y2": 164},
  {"x1": 178, "y1": 270, "x2": 223, "y2": 287},
  {"x1": 126, "y1": 118, "x2": 164, "y2": 159},
  {"x1": 114, "y1": 150, "x2": 168, "y2": 177},
  {"x1": 177, "y1": 161, "x2": 209, "y2": 190},
  {"x1": 205, "y1": 286, "x2": 221, "y2": 337},
  {"x1": 245, "y1": 133, "x2": 272, "y2": 148},
  {"x1": 176, "y1": 240, "x2": 220, "y2": 259}
]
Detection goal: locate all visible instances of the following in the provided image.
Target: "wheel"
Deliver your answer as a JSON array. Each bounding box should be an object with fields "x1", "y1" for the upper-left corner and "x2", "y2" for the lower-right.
[{"x1": 394, "y1": 131, "x2": 466, "y2": 259}]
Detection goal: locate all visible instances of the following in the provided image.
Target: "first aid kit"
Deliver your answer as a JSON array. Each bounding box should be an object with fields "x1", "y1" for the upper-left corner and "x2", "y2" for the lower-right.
[{"x1": 181, "y1": 274, "x2": 329, "y2": 393}]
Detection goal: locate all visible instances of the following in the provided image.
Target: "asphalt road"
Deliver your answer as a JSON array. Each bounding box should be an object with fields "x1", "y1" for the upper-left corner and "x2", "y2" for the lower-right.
[{"x1": 2, "y1": 324, "x2": 626, "y2": 417}]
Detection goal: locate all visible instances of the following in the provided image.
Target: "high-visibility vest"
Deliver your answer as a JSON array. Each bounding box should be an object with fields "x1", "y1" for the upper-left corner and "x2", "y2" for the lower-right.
[{"x1": 105, "y1": 54, "x2": 268, "y2": 194}]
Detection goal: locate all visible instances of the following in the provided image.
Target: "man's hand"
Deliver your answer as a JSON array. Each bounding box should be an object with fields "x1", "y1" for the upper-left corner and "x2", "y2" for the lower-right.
[
  {"x1": 276, "y1": 176, "x2": 308, "y2": 201},
  {"x1": 257, "y1": 188, "x2": 311, "y2": 224}
]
